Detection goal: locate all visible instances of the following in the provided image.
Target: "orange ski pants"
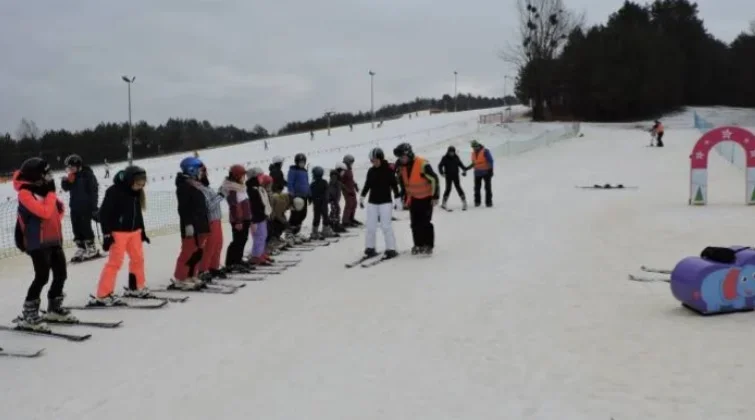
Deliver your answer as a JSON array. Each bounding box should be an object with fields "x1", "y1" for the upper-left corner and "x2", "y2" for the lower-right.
[
  {"x1": 199, "y1": 220, "x2": 223, "y2": 272},
  {"x1": 96, "y1": 230, "x2": 145, "y2": 298}
]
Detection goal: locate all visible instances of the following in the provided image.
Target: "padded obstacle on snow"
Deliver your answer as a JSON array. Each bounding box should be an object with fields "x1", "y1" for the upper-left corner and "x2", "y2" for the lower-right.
[{"x1": 670, "y1": 246, "x2": 755, "y2": 315}]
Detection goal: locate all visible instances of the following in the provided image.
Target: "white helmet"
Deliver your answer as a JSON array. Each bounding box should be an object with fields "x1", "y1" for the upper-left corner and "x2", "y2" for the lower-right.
[
  {"x1": 272, "y1": 156, "x2": 284, "y2": 164},
  {"x1": 293, "y1": 197, "x2": 305, "y2": 211},
  {"x1": 335, "y1": 162, "x2": 347, "y2": 171}
]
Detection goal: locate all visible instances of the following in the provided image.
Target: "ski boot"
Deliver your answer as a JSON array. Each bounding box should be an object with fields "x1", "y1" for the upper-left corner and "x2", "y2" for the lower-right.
[
  {"x1": 364, "y1": 248, "x2": 378, "y2": 258},
  {"x1": 309, "y1": 227, "x2": 323, "y2": 241},
  {"x1": 420, "y1": 246, "x2": 433, "y2": 255},
  {"x1": 262, "y1": 253, "x2": 275, "y2": 263},
  {"x1": 209, "y1": 268, "x2": 228, "y2": 280},
  {"x1": 461, "y1": 197, "x2": 468, "y2": 211},
  {"x1": 384, "y1": 249, "x2": 399, "y2": 259},
  {"x1": 13, "y1": 299, "x2": 50, "y2": 332},
  {"x1": 87, "y1": 293, "x2": 127, "y2": 307},
  {"x1": 197, "y1": 271, "x2": 216, "y2": 285},
  {"x1": 250, "y1": 256, "x2": 272, "y2": 266},
  {"x1": 322, "y1": 225, "x2": 339, "y2": 238},
  {"x1": 122, "y1": 287, "x2": 156, "y2": 299},
  {"x1": 170, "y1": 277, "x2": 206, "y2": 290},
  {"x1": 71, "y1": 244, "x2": 87, "y2": 262},
  {"x1": 84, "y1": 240, "x2": 101, "y2": 260},
  {"x1": 332, "y1": 222, "x2": 347, "y2": 234},
  {"x1": 43, "y1": 295, "x2": 78, "y2": 323},
  {"x1": 226, "y1": 264, "x2": 253, "y2": 274}
]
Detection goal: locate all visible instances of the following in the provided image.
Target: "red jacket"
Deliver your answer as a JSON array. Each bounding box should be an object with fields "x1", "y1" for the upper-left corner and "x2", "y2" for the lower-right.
[
  {"x1": 13, "y1": 171, "x2": 65, "y2": 252},
  {"x1": 341, "y1": 167, "x2": 358, "y2": 195}
]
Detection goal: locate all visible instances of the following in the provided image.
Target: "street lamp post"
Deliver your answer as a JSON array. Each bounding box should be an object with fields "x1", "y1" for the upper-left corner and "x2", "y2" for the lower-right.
[
  {"x1": 369, "y1": 70, "x2": 375, "y2": 129},
  {"x1": 454, "y1": 71, "x2": 458, "y2": 112},
  {"x1": 325, "y1": 109, "x2": 335, "y2": 136},
  {"x1": 121, "y1": 75, "x2": 136, "y2": 165}
]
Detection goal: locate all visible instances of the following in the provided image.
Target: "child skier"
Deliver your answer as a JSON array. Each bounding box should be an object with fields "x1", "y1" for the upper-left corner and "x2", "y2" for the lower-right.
[
  {"x1": 195, "y1": 165, "x2": 226, "y2": 281},
  {"x1": 89, "y1": 166, "x2": 152, "y2": 306},
  {"x1": 268, "y1": 190, "x2": 292, "y2": 250},
  {"x1": 341, "y1": 154, "x2": 361, "y2": 227},
  {"x1": 438, "y1": 146, "x2": 468, "y2": 210},
  {"x1": 246, "y1": 167, "x2": 273, "y2": 265},
  {"x1": 286, "y1": 153, "x2": 310, "y2": 239},
  {"x1": 61, "y1": 154, "x2": 101, "y2": 262},
  {"x1": 309, "y1": 166, "x2": 337, "y2": 240},
  {"x1": 360, "y1": 148, "x2": 400, "y2": 259},
  {"x1": 172, "y1": 157, "x2": 210, "y2": 290},
  {"x1": 328, "y1": 167, "x2": 347, "y2": 233},
  {"x1": 268, "y1": 156, "x2": 286, "y2": 193},
  {"x1": 13, "y1": 158, "x2": 74, "y2": 331},
  {"x1": 220, "y1": 165, "x2": 252, "y2": 272}
]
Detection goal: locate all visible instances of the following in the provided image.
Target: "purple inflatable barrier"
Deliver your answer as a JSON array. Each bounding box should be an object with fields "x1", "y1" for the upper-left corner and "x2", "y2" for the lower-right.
[{"x1": 670, "y1": 246, "x2": 755, "y2": 315}]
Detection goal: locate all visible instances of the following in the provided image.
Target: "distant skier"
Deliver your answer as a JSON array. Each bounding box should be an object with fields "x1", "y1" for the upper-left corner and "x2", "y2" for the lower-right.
[
  {"x1": 360, "y1": 147, "x2": 400, "y2": 259},
  {"x1": 310, "y1": 131, "x2": 314, "y2": 141},
  {"x1": 13, "y1": 157, "x2": 74, "y2": 332},
  {"x1": 286, "y1": 153, "x2": 311, "y2": 240},
  {"x1": 341, "y1": 154, "x2": 361, "y2": 227},
  {"x1": 61, "y1": 154, "x2": 101, "y2": 262},
  {"x1": 268, "y1": 156, "x2": 286, "y2": 193},
  {"x1": 393, "y1": 142, "x2": 440, "y2": 255},
  {"x1": 220, "y1": 165, "x2": 252, "y2": 272},
  {"x1": 309, "y1": 166, "x2": 337, "y2": 240},
  {"x1": 469, "y1": 140, "x2": 494, "y2": 208},
  {"x1": 90, "y1": 165, "x2": 152, "y2": 307},
  {"x1": 651, "y1": 120, "x2": 664, "y2": 147},
  {"x1": 172, "y1": 157, "x2": 210, "y2": 291},
  {"x1": 103, "y1": 159, "x2": 110, "y2": 179},
  {"x1": 264, "y1": 140, "x2": 269, "y2": 151},
  {"x1": 437, "y1": 146, "x2": 468, "y2": 210}
]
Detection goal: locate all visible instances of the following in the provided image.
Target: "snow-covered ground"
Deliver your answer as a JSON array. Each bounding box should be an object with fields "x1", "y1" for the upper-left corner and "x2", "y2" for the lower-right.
[{"x1": 1, "y1": 107, "x2": 753, "y2": 419}]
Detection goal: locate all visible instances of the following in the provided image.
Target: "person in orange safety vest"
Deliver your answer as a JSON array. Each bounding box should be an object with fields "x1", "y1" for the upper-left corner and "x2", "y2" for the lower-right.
[
  {"x1": 393, "y1": 142, "x2": 440, "y2": 255},
  {"x1": 469, "y1": 139, "x2": 494, "y2": 207}
]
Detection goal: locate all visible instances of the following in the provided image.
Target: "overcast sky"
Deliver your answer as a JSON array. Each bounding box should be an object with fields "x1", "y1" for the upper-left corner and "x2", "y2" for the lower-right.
[{"x1": 0, "y1": 0, "x2": 750, "y2": 135}]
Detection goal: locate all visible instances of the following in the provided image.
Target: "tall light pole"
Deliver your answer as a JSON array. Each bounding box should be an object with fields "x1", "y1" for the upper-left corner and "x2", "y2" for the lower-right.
[
  {"x1": 324, "y1": 108, "x2": 335, "y2": 136},
  {"x1": 503, "y1": 75, "x2": 513, "y2": 107},
  {"x1": 121, "y1": 75, "x2": 136, "y2": 165},
  {"x1": 369, "y1": 70, "x2": 375, "y2": 129},
  {"x1": 453, "y1": 71, "x2": 458, "y2": 112}
]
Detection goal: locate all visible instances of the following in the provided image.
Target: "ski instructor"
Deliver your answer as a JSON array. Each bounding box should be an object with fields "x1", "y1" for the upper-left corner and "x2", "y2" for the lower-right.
[
  {"x1": 393, "y1": 142, "x2": 440, "y2": 255},
  {"x1": 469, "y1": 140, "x2": 494, "y2": 208}
]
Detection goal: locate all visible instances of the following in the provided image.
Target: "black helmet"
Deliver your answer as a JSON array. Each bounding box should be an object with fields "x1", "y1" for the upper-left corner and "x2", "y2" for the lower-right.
[
  {"x1": 447, "y1": 146, "x2": 456, "y2": 153},
  {"x1": 64, "y1": 154, "x2": 83, "y2": 168},
  {"x1": 19, "y1": 157, "x2": 51, "y2": 182},
  {"x1": 294, "y1": 153, "x2": 307, "y2": 164},
  {"x1": 120, "y1": 165, "x2": 147, "y2": 185},
  {"x1": 311, "y1": 166, "x2": 324, "y2": 179},
  {"x1": 393, "y1": 142, "x2": 413, "y2": 159},
  {"x1": 369, "y1": 147, "x2": 384, "y2": 161},
  {"x1": 343, "y1": 154, "x2": 355, "y2": 165}
]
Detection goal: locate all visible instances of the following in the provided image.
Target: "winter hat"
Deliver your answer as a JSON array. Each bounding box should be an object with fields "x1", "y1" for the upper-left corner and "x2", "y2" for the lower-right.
[
  {"x1": 120, "y1": 165, "x2": 147, "y2": 185},
  {"x1": 246, "y1": 166, "x2": 263, "y2": 178},
  {"x1": 229, "y1": 164, "x2": 246, "y2": 181}
]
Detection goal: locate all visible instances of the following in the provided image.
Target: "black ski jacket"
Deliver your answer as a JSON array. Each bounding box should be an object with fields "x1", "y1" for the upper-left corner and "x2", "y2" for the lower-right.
[
  {"x1": 361, "y1": 159, "x2": 400, "y2": 205},
  {"x1": 268, "y1": 162, "x2": 286, "y2": 193},
  {"x1": 99, "y1": 172, "x2": 145, "y2": 235},
  {"x1": 438, "y1": 152, "x2": 467, "y2": 179},
  {"x1": 61, "y1": 165, "x2": 99, "y2": 213},
  {"x1": 175, "y1": 173, "x2": 210, "y2": 237}
]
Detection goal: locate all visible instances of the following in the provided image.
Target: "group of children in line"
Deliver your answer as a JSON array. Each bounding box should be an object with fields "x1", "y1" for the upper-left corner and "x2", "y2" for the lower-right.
[{"x1": 10, "y1": 140, "x2": 492, "y2": 331}]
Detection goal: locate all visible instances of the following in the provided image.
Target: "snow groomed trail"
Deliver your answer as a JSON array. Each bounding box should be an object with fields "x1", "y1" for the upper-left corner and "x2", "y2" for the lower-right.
[{"x1": 0, "y1": 116, "x2": 751, "y2": 419}]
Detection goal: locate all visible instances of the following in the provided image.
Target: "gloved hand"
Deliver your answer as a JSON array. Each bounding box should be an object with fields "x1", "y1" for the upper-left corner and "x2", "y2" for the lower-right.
[
  {"x1": 359, "y1": 196, "x2": 365, "y2": 209},
  {"x1": 185, "y1": 225, "x2": 195, "y2": 238},
  {"x1": 92, "y1": 209, "x2": 100, "y2": 223},
  {"x1": 489, "y1": 169, "x2": 494, "y2": 177},
  {"x1": 102, "y1": 235, "x2": 114, "y2": 252},
  {"x1": 141, "y1": 230, "x2": 150, "y2": 244},
  {"x1": 462, "y1": 171, "x2": 467, "y2": 177}
]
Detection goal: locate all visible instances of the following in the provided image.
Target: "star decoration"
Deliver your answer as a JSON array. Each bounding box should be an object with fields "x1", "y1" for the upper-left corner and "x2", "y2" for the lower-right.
[
  {"x1": 696, "y1": 151, "x2": 705, "y2": 160},
  {"x1": 722, "y1": 129, "x2": 733, "y2": 140}
]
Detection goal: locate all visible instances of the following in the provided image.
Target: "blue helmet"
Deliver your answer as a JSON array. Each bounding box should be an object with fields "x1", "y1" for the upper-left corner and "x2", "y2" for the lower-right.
[
  {"x1": 180, "y1": 157, "x2": 204, "y2": 177},
  {"x1": 311, "y1": 165, "x2": 324, "y2": 179}
]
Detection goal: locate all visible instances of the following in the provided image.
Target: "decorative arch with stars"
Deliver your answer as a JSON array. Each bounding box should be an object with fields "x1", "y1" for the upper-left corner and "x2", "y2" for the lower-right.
[{"x1": 689, "y1": 126, "x2": 755, "y2": 205}]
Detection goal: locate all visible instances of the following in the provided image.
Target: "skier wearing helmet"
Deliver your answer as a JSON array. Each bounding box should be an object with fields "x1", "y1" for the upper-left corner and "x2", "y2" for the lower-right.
[
  {"x1": 341, "y1": 154, "x2": 361, "y2": 227},
  {"x1": 219, "y1": 165, "x2": 252, "y2": 272},
  {"x1": 359, "y1": 147, "x2": 400, "y2": 259},
  {"x1": 171, "y1": 156, "x2": 211, "y2": 290},
  {"x1": 13, "y1": 157, "x2": 72, "y2": 332},
  {"x1": 60, "y1": 154, "x2": 101, "y2": 262},
  {"x1": 469, "y1": 139, "x2": 494, "y2": 207},
  {"x1": 285, "y1": 153, "x2": 311, "y2": 240},
  {"x1": 268, "y1": 156, "x2": 286, "y2": 193},
  {"x1": 309, "y1": 166, "x2": 337, "y2": 240},
  {"x1": 438, "y1": 145, "x2": 469, "y2": 210},
  {"x1": 393, "y1": 142, "x2": 440, "y2": 255}
]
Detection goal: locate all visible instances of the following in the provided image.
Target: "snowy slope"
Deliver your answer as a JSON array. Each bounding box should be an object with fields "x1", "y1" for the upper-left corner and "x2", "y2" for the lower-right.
[{"x1": 2, "y1": 115, "x2": 751, "y2": 419}]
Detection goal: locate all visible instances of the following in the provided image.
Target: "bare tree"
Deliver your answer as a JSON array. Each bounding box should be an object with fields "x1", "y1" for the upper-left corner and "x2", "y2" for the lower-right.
[
  {"x1": 15, "y1": 118, "x2": 40, "y2": 140},
  {"x1": 500, "y1": 0, "x2": 583, "y2": 120},
  {"x1": 749, "y1": 19, "x2": 755, "y2": 35}
]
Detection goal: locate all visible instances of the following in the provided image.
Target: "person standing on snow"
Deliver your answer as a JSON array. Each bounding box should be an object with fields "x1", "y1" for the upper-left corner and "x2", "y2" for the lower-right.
[
  {"x1": 651, "y1": 120, "x2": 665, "y2": 147},
  {"x1": 220, "y1": 165, "x2": 252, "y2": 273},
  {"x1": 268, "y1": 156, "x2": 286, "y2": 193},
  {"x1": 393, "y1": 143, "x2": 440, "y2": 255},
  {"x1": 286, "y1": 153, "x2": 311, "y2": 239},
  {"x1": 340, "y1": 154, "x2": 361, "y2": 227},
  {"x1": 359, "y1": 147, "x2": 400, "y2": 259},
  {"x1": 61, "y1": 154, "x2": 101, "y2": 262},
  {"x1": 89, "y1": 166, "x2": 152, "y2": 307},
  {"x1": 12, "y1": 158, "x2": 75, "y2": 331},
  {"x1": 437, "y1": 145, "x2": 468, "y2": 210},
  {"x1": 195, "y1": 164, "x2": 226, "y2": 281},
  {"x1": 245, "y1": 167, "x2": 273, "y2": 266},
  {"x1": 171, "y1": 157, "x2": 210, "y2": 291},
  {"x1": 309, "y1": 166, "x2": 338, "y2": 240},
  {"x1": 328, "y1": 166, "x2": 347, "y2": 233},
  {"x1": 469, "y1": 140, "x2": 494, "y2": 208}
]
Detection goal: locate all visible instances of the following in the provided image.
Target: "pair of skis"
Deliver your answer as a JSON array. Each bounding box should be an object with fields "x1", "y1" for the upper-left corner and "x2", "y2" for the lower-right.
[
  {"x1": 0, "y1": 346, "x2": 45, "y2": 358},
  {"x1": 345, "y1": 251, "x2": 407, "y2": 268},
  {"x1": 628, "y1": 265, "x2": 671, "y2": 283}
]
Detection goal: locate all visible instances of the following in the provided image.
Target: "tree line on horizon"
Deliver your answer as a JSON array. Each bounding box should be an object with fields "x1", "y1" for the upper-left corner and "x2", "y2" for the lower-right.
[
  {"x1": 509, "y1": 0, "x2": 755, "y2": 122},
  {"x1": 0, "y1": 93, "x2": 514, "y2": 175}
]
